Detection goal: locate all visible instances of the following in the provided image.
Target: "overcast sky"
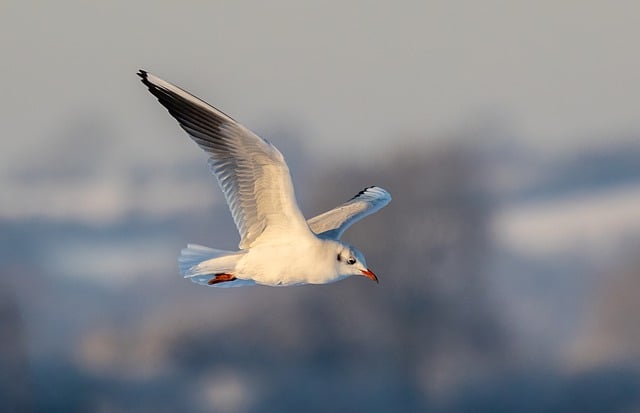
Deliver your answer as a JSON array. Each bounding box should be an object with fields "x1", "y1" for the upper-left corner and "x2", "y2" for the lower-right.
[{"x1": 2, "y1": 1, "x2": 640, "y2": 221}]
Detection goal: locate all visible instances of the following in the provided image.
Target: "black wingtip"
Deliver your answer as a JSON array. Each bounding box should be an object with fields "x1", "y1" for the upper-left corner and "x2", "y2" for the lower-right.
[
  {"x1": 350, "y1": 186, "x2": 376, "y2": 200},
  {"x1": 137, "y1": 69, "x2": 155, "y2": 90}
]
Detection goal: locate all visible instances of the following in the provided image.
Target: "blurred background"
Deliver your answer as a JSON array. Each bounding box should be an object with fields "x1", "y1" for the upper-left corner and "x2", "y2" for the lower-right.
[{"x1": 2, "y1": 1, "x2": 640, "y2": 412}]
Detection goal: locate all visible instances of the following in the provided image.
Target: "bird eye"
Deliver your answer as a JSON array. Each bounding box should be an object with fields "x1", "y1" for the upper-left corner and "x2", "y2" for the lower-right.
[{"x1": 347, "y1": 257, "x2": 356, "y2": 265}]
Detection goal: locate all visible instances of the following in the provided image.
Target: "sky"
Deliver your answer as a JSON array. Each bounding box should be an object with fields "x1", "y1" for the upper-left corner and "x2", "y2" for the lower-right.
[{"x1": 2, "y1": 1, "x2": 640, "y2": 223}]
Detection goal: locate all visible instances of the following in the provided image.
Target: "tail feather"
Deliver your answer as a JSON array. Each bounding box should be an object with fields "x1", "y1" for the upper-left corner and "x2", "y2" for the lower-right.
[
  {"x1": 179, "y1": 244, "x2": 248, "y2": 287},
  {"x1": 178, "y1": 244, "x2": 226, "y2": 274}
]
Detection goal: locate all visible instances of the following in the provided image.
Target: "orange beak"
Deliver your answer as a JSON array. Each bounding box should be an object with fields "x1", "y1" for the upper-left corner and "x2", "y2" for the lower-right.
[{"x1": 360, "y1": 268, "x2": 379, "y2": 283}]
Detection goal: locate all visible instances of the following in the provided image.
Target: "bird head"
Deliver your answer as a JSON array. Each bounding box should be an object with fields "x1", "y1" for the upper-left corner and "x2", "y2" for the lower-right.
[{"x1": 335, "y1": 243, "x2": 378, "y2": 283}]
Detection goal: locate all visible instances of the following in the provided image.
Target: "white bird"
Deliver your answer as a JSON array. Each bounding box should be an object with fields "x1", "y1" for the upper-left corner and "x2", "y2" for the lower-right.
[{"x1": 138, "y1": 70, "x2": 391, "y2": 287}]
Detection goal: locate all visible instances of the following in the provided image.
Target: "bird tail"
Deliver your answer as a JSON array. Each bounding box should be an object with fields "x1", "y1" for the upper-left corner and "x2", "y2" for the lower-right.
[{"x1": 178, "y1": 244, "x2": 251, "y2": 287}]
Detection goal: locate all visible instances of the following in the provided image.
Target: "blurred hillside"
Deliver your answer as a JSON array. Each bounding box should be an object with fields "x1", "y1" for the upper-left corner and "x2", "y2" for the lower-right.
[{"x1": 2, "y1": 121, "x2": 640, "y2": 412}]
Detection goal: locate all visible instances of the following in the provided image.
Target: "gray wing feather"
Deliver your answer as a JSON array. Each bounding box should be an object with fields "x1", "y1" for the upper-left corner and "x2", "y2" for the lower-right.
[
  {"x1": 307, "y1": 186, "x2": 391, "y2": 239},
  {"x1": 138, "y1": 70, "x2": 310, "y2": 249}
]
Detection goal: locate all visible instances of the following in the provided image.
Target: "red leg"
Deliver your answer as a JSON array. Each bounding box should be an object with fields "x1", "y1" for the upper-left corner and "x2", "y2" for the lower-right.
[{"x1": 207, "y1": 273, "x2": 237, "y2": 285}]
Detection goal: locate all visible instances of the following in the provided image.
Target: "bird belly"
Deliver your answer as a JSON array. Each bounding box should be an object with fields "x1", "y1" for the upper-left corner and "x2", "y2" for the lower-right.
[{"x1": 234, "y1": 242, "x2": 333, "y2": 286}]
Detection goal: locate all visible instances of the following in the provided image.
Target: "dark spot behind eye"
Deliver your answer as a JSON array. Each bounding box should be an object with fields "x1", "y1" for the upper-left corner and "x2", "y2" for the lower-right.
[{"x1": 337, "y1": 254, "x2": 341, "y2": 262}]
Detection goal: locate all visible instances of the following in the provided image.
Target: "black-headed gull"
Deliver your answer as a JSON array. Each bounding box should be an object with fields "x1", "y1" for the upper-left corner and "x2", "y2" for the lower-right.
[{"x1": 138, "y1": 70, "x2": 391, "y2": 287}]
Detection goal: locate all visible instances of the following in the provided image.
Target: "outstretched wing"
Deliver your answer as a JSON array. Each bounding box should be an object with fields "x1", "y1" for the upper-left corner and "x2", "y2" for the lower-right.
[
  {"x1": 307, "y1": 186, "x2": 391, "y2": 239},
  {"x1": 138, "y1": 70, "x2": 311, "y2": 249}
]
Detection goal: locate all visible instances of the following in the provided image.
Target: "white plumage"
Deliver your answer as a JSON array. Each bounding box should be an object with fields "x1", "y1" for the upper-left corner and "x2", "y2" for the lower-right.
[{"x1": 138, "y1": 70, "x2": 391, "y2": 287}]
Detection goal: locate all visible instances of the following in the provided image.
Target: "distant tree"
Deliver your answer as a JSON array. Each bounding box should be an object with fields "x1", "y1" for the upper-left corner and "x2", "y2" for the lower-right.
[
  {"x1": 0, "y1": 283, "x2": 32, "y2": 413},
  {"x1": 570, "y1": 256, "x2": 640, "y2": 369},
  {"x1": 300, "y1": 140, "x2": 509, "y2": 406}
]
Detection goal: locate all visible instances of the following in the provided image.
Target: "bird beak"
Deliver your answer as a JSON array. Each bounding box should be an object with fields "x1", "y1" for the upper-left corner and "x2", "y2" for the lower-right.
[{"x1": 360, "y1": 268, "x2": 379, "y2": 283}]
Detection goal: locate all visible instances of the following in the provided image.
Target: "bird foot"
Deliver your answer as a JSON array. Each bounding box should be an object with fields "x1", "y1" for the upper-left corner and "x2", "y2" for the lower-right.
[{"x1": 207, "y1": 273, "x2": 237, "y2": 285}]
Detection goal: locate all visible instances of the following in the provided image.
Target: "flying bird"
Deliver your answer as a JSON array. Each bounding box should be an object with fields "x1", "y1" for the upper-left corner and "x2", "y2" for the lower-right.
[{"x1": 138, "y1": 70, "x2": 391, "y2": 287}]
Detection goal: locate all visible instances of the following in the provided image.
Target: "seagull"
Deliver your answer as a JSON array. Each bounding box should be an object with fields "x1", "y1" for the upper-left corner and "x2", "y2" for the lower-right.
[{"x1": 138, "y1": 70, "x2": 391, "y2": 287}]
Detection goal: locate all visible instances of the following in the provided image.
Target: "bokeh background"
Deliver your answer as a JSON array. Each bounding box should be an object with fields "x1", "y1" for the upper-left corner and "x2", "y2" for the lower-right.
[{"x1": 2, "y1": 2, "x2": 640, "y2": 412}]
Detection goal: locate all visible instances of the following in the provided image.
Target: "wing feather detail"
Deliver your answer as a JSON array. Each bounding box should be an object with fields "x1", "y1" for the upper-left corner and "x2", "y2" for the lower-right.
[
  {"x1": 307, "y1": 186, "x2": 391, "y2": 239},
  {"x1": 138, "y1": 70, "x2": 310, "y2": 249}
]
